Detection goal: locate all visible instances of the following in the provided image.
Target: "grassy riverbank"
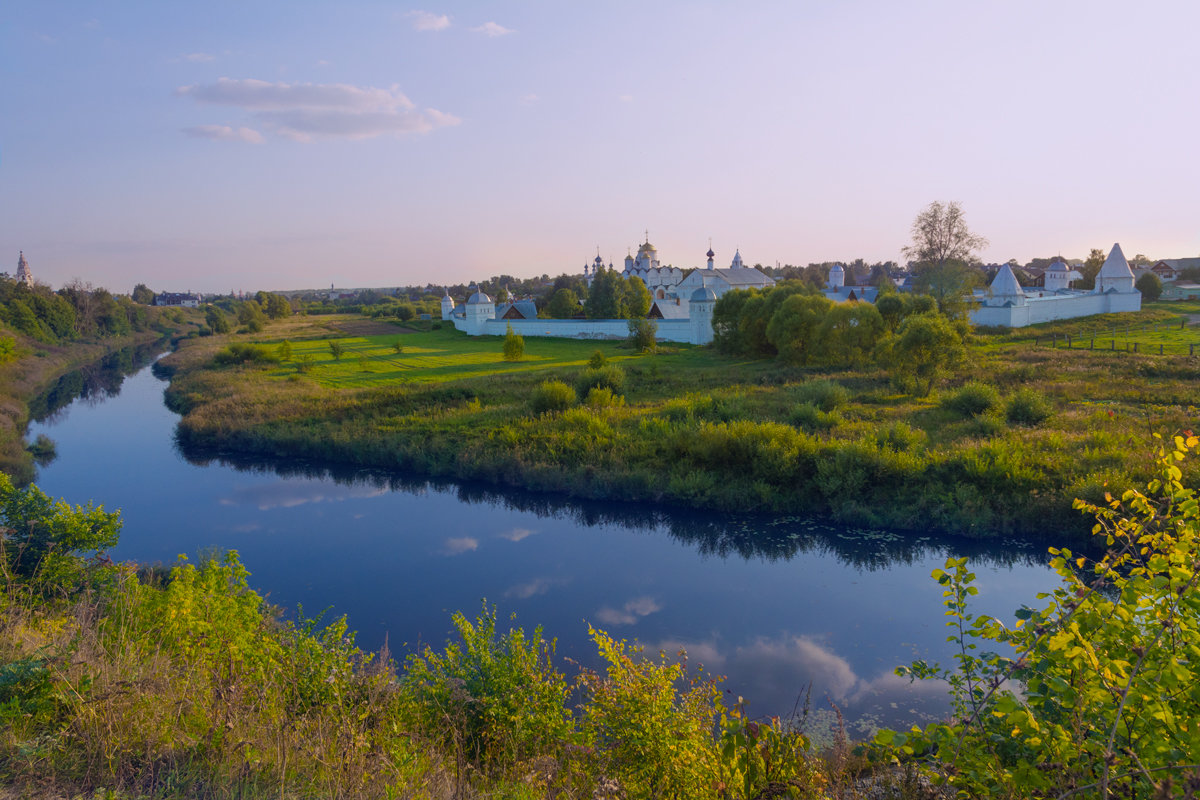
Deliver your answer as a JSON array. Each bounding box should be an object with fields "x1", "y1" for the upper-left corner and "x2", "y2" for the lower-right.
[
  {"x1": 0, "y1": 308, "x2": 204, "y2": 484},
  {"x1": 161, "y1": 306, "x2": 1200, "y2": 541}
]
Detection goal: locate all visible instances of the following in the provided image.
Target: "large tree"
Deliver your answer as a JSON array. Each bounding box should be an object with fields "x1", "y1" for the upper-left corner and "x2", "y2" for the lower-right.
[{"x1": 902, "y1": 201, "x2": 989, "y2": 268}]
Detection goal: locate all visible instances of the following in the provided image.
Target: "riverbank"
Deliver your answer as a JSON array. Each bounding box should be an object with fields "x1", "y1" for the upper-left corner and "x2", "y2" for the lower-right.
[
  {"x1": 0, "y1": 309, "x2": 204, "y2": 484},
  {"x1": 160, "y1": 309, "x2": 1200, "y2": 541}
]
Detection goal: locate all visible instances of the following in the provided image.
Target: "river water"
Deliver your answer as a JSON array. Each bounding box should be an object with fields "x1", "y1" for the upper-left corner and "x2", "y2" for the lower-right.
[{"x1": 25, "y1": 347, "x2": 1058, "y2": 737}]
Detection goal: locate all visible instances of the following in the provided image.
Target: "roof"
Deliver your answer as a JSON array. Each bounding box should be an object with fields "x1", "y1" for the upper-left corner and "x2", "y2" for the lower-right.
[
  {"x1": 1098, "y1": 243, "x2": 1134, "y2": 281},
  {"x1": 988, "y1": 263, "x2": 1025, "y2": 297},
  {"x1": 690, "y1": 286, "x2": 717, "y2": 302},
  {"x1": 649, "y1": 301, "x2": 689, "y2": 319},
  {"x1": 704, "y1": 267, "x2": 776, "y2": 287},
  {"x1": 1158, "y1": 257, "x2": 1200, "y2": 272},
  {"x1": 467, "y1": 289, "x2": 493, "y2": 304}
]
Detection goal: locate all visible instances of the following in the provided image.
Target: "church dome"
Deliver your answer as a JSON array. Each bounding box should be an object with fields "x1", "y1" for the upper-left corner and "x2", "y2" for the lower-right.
[
  {"x1": 690, "y1": 286, "x2": 717, "y2": 302},
  {"x1": 706, "y1": 247, "x2": 715, "y2": 258},
  {"x1": 830, "y1": 263, "x2": 844, "y2": 274},
  {"x1": 467, "y1": 289, "x2": 493, "y2": 304}
]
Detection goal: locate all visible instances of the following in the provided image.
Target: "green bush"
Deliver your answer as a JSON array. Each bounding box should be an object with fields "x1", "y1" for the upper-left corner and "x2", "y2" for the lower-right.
[
  {"x1": 398, "y1": 604, "x2": 573, "y2": 770},
  {"x1": 587, "y1": 349, "x2": 608, "y2": 369},
  {"x1": 789, "y1": 402, "x2": 839, "y2": 432},
  {"x1": 1005, "y1": 387, "x2": 1052, "y2": 425},
  {"x1": 585, "y1": 386, "x2": 623, "y2": 409},
  {"x1": 874, "y1": 421, "x2": 926, "y2": 452},
  {"x1": 530, "y1": 380, "x2": 576, "y2": 414},
  {"x1": 503, "y1": 323, "x2": 525, "y2": 361},
  {"x1": 576, "y1": 365, "x2": 625, "y2": 397},
  {"x1": 794, "y1": 379, "x2": 849, "y2": 412},
  {"x1": 941, "y1": 381, "x2": 1001, "y2": 418},
  {"x1": 212, "y1": 343, "x2": 280, "y2": 366}
]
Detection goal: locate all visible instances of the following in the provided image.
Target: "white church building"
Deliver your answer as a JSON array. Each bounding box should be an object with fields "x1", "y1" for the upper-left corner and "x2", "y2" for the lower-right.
[{"x1": 969, "y1": 243, "x2": 1141, "y2": 327}]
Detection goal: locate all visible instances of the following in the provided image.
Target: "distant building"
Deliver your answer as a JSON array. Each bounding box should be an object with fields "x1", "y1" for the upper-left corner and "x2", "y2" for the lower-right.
[
  {"x1": 1152, "y1": 258, "x2": 1200, "y2": 283},
  {"x1": 154, "y1": 292, "x2": 202, "y2": 308},
  {"x1": 15, "y1": 251, "x2": 33, "y2": 287},
  {"x1": 822, "y1": 263, "x2": 882, "y2": 303},
  {"x1": 970, "y1": 243, "x2": 1141, "y2": 327}
]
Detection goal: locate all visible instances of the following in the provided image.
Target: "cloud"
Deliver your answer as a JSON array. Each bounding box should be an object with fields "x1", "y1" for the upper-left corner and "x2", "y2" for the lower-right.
[
  {"x1": 408, "y1": 10, "x2": 450, "y2": 31},
  {"x1": 498, "y1": 527, "x2": 535, "y2": 542},
  {"x1": 442, "y1": 537, "x2": 479, "y2": 555},
  {"x1": 218, "y1": 480, "x2": 385, "y2": 509},
  {"x1": 503, "y1": 576, "x2": 567, "y2": 599},
  {"x1": 595, "y1": 596, "x2": 662, "y2": 627},
  {"x1": 182, "y1": 52, "x2": 215, "y2": 62},
  {"x1": 472, "y1": 22, "x2": 514, "y2": 37},
  {"x1": 182, "y1": 124, "x2": 264, "y2": 144},
  {"x1": 176, "y1": 78, "x2": 459, "y2": 142}
]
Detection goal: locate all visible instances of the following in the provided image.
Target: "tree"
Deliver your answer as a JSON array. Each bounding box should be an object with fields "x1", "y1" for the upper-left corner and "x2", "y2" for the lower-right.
[
  {"x1": 584, "y1": 269, "x2": 622, "y2": 319},
  {"x1": 1077, "y1": 248, "x2": 1107, "y2": 290},
  {"x1": 547, "y1": 288, "x2": 581, "y2": 319},
  {"x1": 628, "y1": 318, "x2": 657, "y2": 352},
  {"x1": 131, "y1": 283, "x2": 155, "y2": 304},
  {"x1": 765, "y1": 293, "x2": 833, "y2": 365},
  {"x1": 621, "y1": 277, "x2": 652, "y2": 319},
  {"x1": 277, "y1": 340, "x2": 293, "y2": 361},
  {"x1": 911, "y1": 260, "x2": 982, "y2": 321},
  {"x1": 881, "y1": 312, "x2": 964, "y2": 396},
  {"x1": 328, "y1": 340, "x2": 345, "y2": 360},
  {"x1": 502, "y1": 323, "x2": 525, "y2": 361},
  {"x1": 206, "y1": 305, "x2": 231, "y2": 334},
  {"x1": 1135, "y1": 271, "x2": 1162, "y2": 301},
  {"x1": 812, "y1": 302, "x2": 886, "y2": 367},
  {"x1": 902, "y1": 200, "x2": 989, "y2": 268},
  {"x1": 263, "y1": 293, "x2": 292, "y2": 319}
]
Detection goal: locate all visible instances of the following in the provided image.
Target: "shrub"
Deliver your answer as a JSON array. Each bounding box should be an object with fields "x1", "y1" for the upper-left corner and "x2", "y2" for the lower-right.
[
  {"x1": 328, "y1": 340, "x2": 345, "y2": 360},
  {"x1": 531, "y1": 380, "x2": 576, "y2": 414},
  {"x1": 588, "y1": 350, "x2": 608, "y2": 369},
  {"x1": 576, "y1": 365, "x2": 625, "y2": 397},
  {"x1": 503, "y1": 323, "x2": 525, "y2": 361},
  {"x1": 794, "y1": 378, "x2": 849, "y2": 412},
  {"x1": 874, "y1": 421, "x2": 926, "y2": 452},
  {"x1": 277, "y1": 340, "x2": 293, "y2": 361},
  {"x1": 585, "y1": 386, "x2": 623, "y2": 409},
  {"x1": 0, "y1": 334, "x2": 14, "y2": 363},
  {"x1": 398, "y1": 604, "x2": 573, "y2": 770},
  {"x1": 392, "y1": 339, "x2": 404, "y2": 354},
  {"x1": 789, "y1": 402, "x2": 839, "y2": 432},
  {"x1": 941, "y1": 381, "x2": 1001, "y2": 418},
  {"x1": 212, "y1": 343, "x2": 280, "y2": 366},
  {"x1": 628, "y1": 318, "x2": 657, "y2": 353},
  {"x1": 1005, "y1": 387, "x2": 1052, "y2": 425}
]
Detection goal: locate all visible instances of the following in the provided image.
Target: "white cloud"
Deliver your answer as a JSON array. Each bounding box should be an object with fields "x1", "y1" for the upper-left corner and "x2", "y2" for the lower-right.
[
  {"x1": 442, "y1": 537, "x2": 479, "y2": 555},
  {"x1": 498, "y1": 527, "x2": 535, "y2": 542},
  {"x1": 596, "y1": 596, "x2": 662, "y2": 627},
  {"x1": 408, "y1": 10, "x2": 451, "y2": 31},
  {"x1": 182, "y1": 52, "x2": 215, "y2": 62},
  {"x1": 182, "y1": 124, "x2": 263, "y2": 144},
  {"x1": 176, "y1": 78, "x2": 459, "y2": 142},
  {"x1": 503, "y1": 576, "x2": 566, "y2": 599},
  {"x1": 472, "y1": 21, "x2": 514, "y2": 37}
]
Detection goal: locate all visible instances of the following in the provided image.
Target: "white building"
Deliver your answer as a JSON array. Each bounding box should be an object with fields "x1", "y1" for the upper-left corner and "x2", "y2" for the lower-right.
[
  {"x1": 970, "y1": 243, "x2": 1141, "y2": 328},
  {"x1": 15, "y1": 251, "x2": 33, "y2": 287}
]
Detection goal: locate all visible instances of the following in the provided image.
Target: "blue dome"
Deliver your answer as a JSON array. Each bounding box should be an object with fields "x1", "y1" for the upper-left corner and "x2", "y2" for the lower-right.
[
  {"x1": 467, "y1": 289, "x2": 492, "y2": 304},
  {"x1": 690, "y1": 286, "x2": 717, "y2": 302}
]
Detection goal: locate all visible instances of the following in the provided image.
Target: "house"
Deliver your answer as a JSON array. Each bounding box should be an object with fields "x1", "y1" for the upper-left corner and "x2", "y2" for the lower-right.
[
  {"x1": 1152, "y1": 258, "x2": 1200, "y2": 283},
  {"x1": 154, "y1": 292, "x2": 202, "y2": 307}
]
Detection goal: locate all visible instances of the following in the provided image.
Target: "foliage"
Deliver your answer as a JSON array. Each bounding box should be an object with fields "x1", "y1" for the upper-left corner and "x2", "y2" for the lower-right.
[
  {"x1": 502, "y1": 323, "x2": 525, "y2": 362},
  {"x1": 880, "y1": 312, "x2": 965, "y2": 396},
  {"x1": 580, "y1": 628, "x2": 722, "y2": 799},
  {"x1": 1136, "y1": 271, "x2": 1163, "y2": 302},
  {"x1": 812, "y1": 301, "x2": 886, "y2": 366},
  {"x1": 547, "y1": 287, "x2": 581, "y2": 319},
  {"x1": 398, "y1": 603, "x2": 574, "y2": 770},
  {"x1": 530, "y1": 380, "x2": 576, "y2": 415},
  {"x1": 276, "y1": 339, "x2": 293, "y2": 361},
  {"x1": 587, "y1": 349, "x2": 608, "y2": 369},
  {"x1": 0, "y1": 472, "x2": 121, "y2": 588},
  {"x1": 576, "y1": 365, "x2": 625, "y2": 398},
  {"x1": 883, "y1": 435, "x2": 1200, "y2": 799},
  {"x1": 794, "y1": 379, "x2": 849, "y2": 412},
  {"x1": 131, "y1": 283, "x2": 155, "y2": 304},
  {"x1": 0, "y1": 334, "x2": 14, "y2": 363},
  {"x1": 766, "y1": 294, "x2": 834, "y2": 364},
  {"x1": 628, "y1": 317, "x2": 657, "y2": 353},
  {"x1": 584, "y1": 386, "x2": 623, "y2": 409},
  {"x1": 392, "y1": 338, "x2": 404, "y2": 354},
  {"x1": 718, "y1": 700, "x2": 824, "y2": 800},
  {"x1": 328, "y1": 339, "x2": 345, "y2": 360},
  {"x1": 1005, "y1": 386, "x2": 1053, "y2": 426},
  {"x1": 910, "y1": 259, "x2": 982, "y2": 321},
  {"x1": 205, "y1": 305, "x2": 231, "y2": 334},
  {"x1": 213, "y1": 343, "x2": 280, "y2": 366},
  {"x1": 941, "y1": 381, "x2": 1001, "y2": 418},
  {"x1": 902, "y1": 200, "x2": 988, "y2": 268}
]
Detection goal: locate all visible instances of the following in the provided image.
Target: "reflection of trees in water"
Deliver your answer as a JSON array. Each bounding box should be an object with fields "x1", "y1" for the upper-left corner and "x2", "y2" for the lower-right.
[
  {"x1": 30, "y1": 343, "x2": 164, "y2": 424},
  {"x1": 177, "y1": 444, "x2": 1055, "y2": 571}
]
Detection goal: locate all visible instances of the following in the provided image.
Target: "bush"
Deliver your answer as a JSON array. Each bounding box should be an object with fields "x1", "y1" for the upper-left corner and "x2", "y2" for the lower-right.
[
  {"x1": 941, "y1": 381, "x2": 1001, "y2": 418},
  {"x1": 398, "y1": 604, "x2": 573, "y2": 770},
  {"x1": 503, "y1": 323, "x2": 525, "y2": 361},
  {"x1": 789, "y1": 402, "x2": 839, "y2": 432},
  {"x1": 794, "y1": 378, "x2": 849, "y2": 412},
  {"x1": 576, "y1": 365, "x2": 625, "y2": 397},
  {"x1": 588, "y1": 350, "x2": 608, "y2": 369},
  {"x1": 874, "y1": 421, "x2": 925, "y2": 452},
  {"x1": 1005, "y1": 387, "x2": 1052, "y2": 425},
  {"x1": 328, "y1": 340, "x2": 345, "y2": 360},
  {"x1": 531, "y1": 380, "x2": 576, "y2": 414},
  {"x1": 584, "y1": 386, "x2": 623, "y2": 409},
  {"x1": 212, "y1": 343, "x2": 280, "y2": 366},
  {"x1": 628, "y1": 318, "x2": 657, "y2": 353}
]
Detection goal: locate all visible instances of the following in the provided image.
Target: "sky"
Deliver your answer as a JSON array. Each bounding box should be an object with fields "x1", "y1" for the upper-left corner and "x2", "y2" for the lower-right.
[{"x1": 2, "y1": 1, "x2": 1198, "y2": 294}]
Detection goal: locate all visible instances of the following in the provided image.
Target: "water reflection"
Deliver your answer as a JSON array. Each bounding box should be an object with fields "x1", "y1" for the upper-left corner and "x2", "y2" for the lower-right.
[
  {"x1": 29, "y1": 342, "x2": 164, "y2": 426},
  {"x1": 176, "y1": 443, "x2": 1053, "y2": 572}
]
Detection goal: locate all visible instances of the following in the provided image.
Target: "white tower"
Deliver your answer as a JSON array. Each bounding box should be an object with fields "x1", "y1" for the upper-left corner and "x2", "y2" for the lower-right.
[
  {"x1": 1095, "y1": 243, "x2": 1136, "y2": 294},
  {"x1": 15, "y1": 251, "x2": 33, "y2": 287},
  {"x1": 440, "y1": 288, "x2": 455, "y2": 320},
  {"x1": 689, "y1": 284, "x2": 717, "y2": 345},
  {"x1": 827, "y1": 263, "x2": 845, "y2": 290},
  {"x1": 464, "y1": 286, "x2": 495, "y2": 335},
  {"x1": 706, "y1": 244, "x2": 715, "y2": 270},
  {"x1": 730, "y1": 249, "x2": 744, "y2": 269}
]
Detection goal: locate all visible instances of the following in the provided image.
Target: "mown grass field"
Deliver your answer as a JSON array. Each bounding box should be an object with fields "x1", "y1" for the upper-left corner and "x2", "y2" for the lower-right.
[{"x1": 160, "y1": 308, "x2": 1200, "y2": 542}]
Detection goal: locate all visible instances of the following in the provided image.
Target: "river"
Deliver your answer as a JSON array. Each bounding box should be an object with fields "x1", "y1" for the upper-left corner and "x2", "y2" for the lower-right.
[{"x1": 25, "y1": 347, "x2": 1058, "y2": 738}]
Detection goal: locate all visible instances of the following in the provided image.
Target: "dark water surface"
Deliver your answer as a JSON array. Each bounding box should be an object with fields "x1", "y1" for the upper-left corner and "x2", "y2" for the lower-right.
[{"x1": 27, "y1": 352, "x2": 1058, "y2": 736}]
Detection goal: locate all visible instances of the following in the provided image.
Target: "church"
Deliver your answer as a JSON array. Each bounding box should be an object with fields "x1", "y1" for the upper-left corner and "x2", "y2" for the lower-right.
[{"x1": 15, "y1": 251, "x2": 34, "y2": 287}]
